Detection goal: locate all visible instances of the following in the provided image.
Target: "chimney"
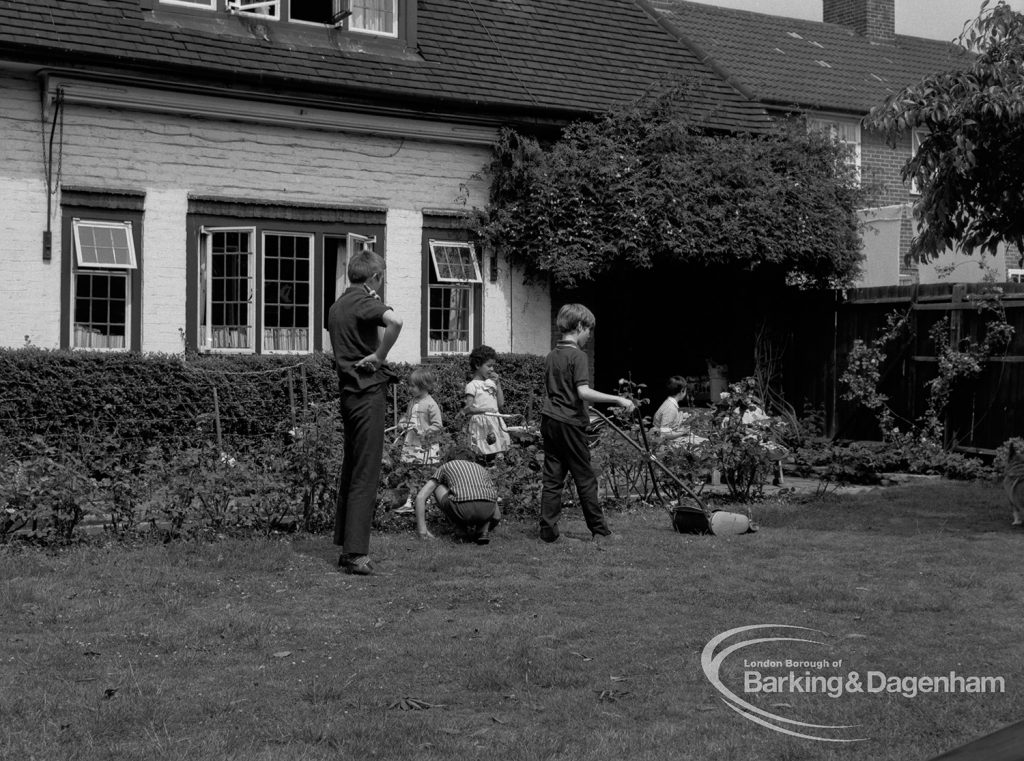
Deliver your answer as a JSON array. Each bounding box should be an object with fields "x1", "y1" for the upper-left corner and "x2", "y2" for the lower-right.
[{"x1": 823, "y1": 0, "x2": 895, "y2": 43}]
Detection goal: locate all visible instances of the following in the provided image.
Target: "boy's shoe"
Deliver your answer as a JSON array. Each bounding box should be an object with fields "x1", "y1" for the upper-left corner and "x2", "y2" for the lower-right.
[
  {"x1": 342, "y1": 555, "x2": 374, "y2": 575},
  {"x1": 393, "y1": 498, "x2": 415, "y2": 515}
]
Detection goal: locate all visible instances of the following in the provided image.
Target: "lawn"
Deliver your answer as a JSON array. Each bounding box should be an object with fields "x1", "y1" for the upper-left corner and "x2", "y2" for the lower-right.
[{"x1": 2, "y1": 480, "x2": 1022, "y2": 761}]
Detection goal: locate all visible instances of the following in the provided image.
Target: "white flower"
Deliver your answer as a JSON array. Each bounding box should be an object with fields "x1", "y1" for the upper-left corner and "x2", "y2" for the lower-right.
[{"x1": 719, "y1": 392, "x2": 731, "y2": 400}]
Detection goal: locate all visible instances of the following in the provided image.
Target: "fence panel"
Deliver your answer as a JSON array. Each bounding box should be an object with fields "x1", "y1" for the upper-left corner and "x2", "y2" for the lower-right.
[{"x1": 786, "y1": 283, "x2": 1024, "y2": 451}]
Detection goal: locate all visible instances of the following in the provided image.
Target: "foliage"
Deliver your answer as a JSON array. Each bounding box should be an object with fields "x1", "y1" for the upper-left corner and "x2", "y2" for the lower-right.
[
  {"x1": 865, "y1": 0, "x2": 1024, "y2": 259},
  {"x1": 706, "y1": 379, "x2": 790, "y2": 500},
  {"x1": 481, "y1": 88, "x2": 864, "y2": 289},
  {"x1": 841, "y1": 284, "x2": 1013, "y2": 448},
  {"x1": 0, "y1": 348, "x2": 547, "y2": 545}
]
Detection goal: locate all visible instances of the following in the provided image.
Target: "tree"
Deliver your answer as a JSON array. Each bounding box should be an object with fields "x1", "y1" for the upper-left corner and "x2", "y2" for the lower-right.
[
  {"x1": 480, "y1": 88, "x2": 864, "y2": 289},
  {"x1": 866, "y1": 0, "x2": 1024, "y2": 260}
]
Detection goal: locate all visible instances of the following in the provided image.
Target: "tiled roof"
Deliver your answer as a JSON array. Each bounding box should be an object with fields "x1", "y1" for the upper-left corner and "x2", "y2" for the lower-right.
[
  {"x1": 649, "y1": 0, "x2": 965, "y2": 115},
  {"x1": 0, "y1": 0, "x2": 767, "y2": 132}
]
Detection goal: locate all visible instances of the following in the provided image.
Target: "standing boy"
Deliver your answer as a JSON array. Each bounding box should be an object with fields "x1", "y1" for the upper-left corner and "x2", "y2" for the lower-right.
[
  {"x1": 540, "y1": 303, "x2": 634, "y2": 544},
  {"x1": 328, "y1": 248, "x2": 403, "y2": 575}
]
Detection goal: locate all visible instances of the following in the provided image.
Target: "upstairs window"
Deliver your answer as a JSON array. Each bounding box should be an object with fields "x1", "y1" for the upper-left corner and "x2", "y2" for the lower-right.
[
  {"x1": 807, "y1": 116, "x2": 861, "y2": 183},
  {"x1": 162, "y1": 0, "x2": 216, "y2": 7},
  {"x1": 910, "y1": 129, "x2": 928, "y2": 196},
  {"x1": 351, "y1": 0, "x2": 397, "y2": 36},
  {"x1": 226, "y1": 0, "x2": 280, "y2": 19},
  {"x1": 158, "y1": 0, "x2": 400, "y2": 34}
]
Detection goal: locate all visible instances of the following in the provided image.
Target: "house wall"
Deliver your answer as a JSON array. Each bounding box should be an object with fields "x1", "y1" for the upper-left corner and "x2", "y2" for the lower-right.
[{"x1": 0, "y1": 70, "x2": 551, "y2": 360}]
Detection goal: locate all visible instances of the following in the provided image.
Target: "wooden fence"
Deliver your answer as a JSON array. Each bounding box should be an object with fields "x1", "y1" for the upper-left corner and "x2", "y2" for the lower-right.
[{"x1": 814, "y1": 282, "x2": 1024, "y2": 452}]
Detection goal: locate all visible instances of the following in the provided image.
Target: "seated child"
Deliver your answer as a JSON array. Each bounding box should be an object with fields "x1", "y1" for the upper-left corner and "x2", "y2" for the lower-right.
[
  {"x1": 463, "y1": 345, "x2": 511, "y2": 457},
  {"x1": 651, "y1": 375, "x2": 707, "y2": 447},
  {"x1": 398, "y1": 367, "x2": 443, "y2": 464},
  {"x1": 415, "y1": 450, "x2": 501, "y2": 545}
]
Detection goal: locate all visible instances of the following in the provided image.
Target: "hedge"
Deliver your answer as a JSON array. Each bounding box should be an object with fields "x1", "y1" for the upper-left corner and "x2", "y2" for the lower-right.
[{"x1": 0, "y1": 348, "x2": 547, "y2": 462}]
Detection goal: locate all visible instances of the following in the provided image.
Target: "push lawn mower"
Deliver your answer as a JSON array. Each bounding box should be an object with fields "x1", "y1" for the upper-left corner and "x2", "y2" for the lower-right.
[{"x1": 588, "y1": 407, "x2": 756, "y2": 536}]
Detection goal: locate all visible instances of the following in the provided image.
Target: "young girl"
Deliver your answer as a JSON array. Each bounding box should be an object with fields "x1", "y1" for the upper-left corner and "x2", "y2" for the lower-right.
[
  {"x1": 462, "y1": 345, "x2": 511, "y2": 457},
  {"x1": 399, "y1": 367, "x2": 443, "y2": 464}
]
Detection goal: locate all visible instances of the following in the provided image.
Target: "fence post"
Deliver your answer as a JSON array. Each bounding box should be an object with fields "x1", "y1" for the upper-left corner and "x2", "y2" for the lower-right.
[
  {"x1": 212, "y1": 386, "x2": 223, "y2": 450},
  {"x1": 300, "y1": 363, "x2": 308, "y2": 411},
  {"x1": 287, "y1": 369, "x2": 297, "y2": 432}
]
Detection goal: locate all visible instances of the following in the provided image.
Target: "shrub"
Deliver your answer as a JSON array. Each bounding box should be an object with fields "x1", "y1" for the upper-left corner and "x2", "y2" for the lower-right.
[{"x1": 0, "y1": 348, "x2": 548, "y2": 545}]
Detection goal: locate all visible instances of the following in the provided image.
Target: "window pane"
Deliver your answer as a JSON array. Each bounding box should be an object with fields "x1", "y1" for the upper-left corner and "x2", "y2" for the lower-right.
[
  {"x1": 73, "y1": 220, "x2": 137, "y2": 269},
  {"x1": 204, "y1": 231, "x2": 254, "y2": 350},
  {"x1": 428, "y1": 283, "x2": 472, "y2": 354},
  {"x1": 351, "y1": 0, "x2": 395, "y2": 34},
  {"x1": 74, "y1": 272, "x2": 129, "y2": 350},
  {"x1": 263, "y1": 233, "x2": 312, "y2": 352},
  {"x1": 290, "y1": 0, "x2": 336, "y2": 23},
  {"x1": 429, "y1": 242, "x2": 481, "y2": 283}
]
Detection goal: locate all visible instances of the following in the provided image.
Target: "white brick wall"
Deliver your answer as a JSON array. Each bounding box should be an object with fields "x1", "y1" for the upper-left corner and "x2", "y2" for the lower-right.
[
  {"x1": 383, "y1": 207, "x2": 423, "y2": 364},
  {"x1": 0, "y1": 70, "x2": 550, "y2": 358},
  {"x1": 142, "y1": 189, "x2": 189, "y2": 354}
]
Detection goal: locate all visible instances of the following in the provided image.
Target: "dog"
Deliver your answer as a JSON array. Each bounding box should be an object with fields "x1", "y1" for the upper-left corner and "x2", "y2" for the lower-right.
[{"x1": 1002, "y1": 441, "x2": 1024, "y2": 527}]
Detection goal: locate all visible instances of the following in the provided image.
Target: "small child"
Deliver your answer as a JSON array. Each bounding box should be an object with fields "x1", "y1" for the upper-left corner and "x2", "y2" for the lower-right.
[
  {"x1": 540, "y1": 303, "x2": 634, "y2": 545},
  {"x1": 651, "y1": 375, "x2": 706, "y2": 447},
  {"x1": 462, "y1": 345, "x2": 511, "y2": 457},
  {"x1": 415, "y1": 450, "x2": 502, "y2": 545},
  {"x1": 399, "y1": 367, "x2": 443, "y2": 464}
]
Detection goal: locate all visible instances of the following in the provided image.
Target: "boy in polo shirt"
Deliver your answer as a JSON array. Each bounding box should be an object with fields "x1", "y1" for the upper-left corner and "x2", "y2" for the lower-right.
[
  {"x1": 328, "y1": 248, "x2": 403, "y2": 575},
  {"x1": 415, "y1": 451, "x2": 501, "y2": 545},
  {"x1": 540, "y1": 303, "x2": 635, "y2": 545}
]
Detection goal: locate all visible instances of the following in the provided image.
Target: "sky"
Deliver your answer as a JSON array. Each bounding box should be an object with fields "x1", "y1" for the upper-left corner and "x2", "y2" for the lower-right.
[{"x1": 685, "y1": 0, "x2": 1024, "y2": 41}]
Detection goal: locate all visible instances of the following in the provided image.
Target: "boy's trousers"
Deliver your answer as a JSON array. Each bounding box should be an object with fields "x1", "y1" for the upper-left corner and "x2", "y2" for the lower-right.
[
  {"x1": 539, "y1": 415, "x2": 610, "y2": 540},
  {"x1": 334, "y1": 384, "x2": 387, "y2": 555}
]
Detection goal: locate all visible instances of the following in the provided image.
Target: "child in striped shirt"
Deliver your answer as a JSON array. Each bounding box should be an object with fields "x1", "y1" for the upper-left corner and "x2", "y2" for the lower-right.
[{"x1": 415, "y1": 451, "x2": 501, "y2": 545}]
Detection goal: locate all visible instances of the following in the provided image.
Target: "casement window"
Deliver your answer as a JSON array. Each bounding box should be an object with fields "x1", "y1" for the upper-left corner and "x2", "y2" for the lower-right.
[
  {"x1": 807, "y1": 115, "x2": 861, "y2": 182},
  {"x1": 425, "y1": 239, "x2": 482, "y2": 356},
  {"x1": 350, "y1": 0, "x2": 397, "y2": 36},
  {"x1": 60, "y1": 193, "x2": 145, "y2": 352},
  {"x1": 1009, "y1": 269, "x2": 1024, "y2": 284},
  {"x1": 157, "y1": 0, "x2": 401, "y2": 34},
  {"x1": 187, "y1": 201, "x2": 384, "y2": 354}
]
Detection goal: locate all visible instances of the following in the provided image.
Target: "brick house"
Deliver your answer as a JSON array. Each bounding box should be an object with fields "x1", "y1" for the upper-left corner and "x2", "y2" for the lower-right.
[
  {"x1": 649, "y1": 0, "x2": 1014, "y2": 286},
  {"x1": 0, "y1": 0, "x2": 765, "y2": 358}
]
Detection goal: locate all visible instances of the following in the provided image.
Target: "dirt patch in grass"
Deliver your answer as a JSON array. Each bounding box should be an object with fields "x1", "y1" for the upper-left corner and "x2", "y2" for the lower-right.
[{"x1": 2, "y1": 481, "x2": 1022, "y2": 760}]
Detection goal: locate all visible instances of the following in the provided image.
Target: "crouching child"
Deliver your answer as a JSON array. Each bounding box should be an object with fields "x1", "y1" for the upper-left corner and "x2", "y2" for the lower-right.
[{"x1": 415, "y1": 453, "x2": 501, "y2": 545}]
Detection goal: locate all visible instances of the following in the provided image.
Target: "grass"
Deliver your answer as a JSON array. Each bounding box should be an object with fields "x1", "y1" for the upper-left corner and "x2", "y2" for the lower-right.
[{"x1": 1, "y1": 480, "x2": 1022, "y2": 760}]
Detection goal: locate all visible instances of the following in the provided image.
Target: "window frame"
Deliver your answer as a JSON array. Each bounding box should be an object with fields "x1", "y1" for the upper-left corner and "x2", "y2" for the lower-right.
[
  {"x1": 72, "y1": 219, "x2": 139, "y2": 270},
  {"x1": 807, "y1": 114, "x2": 862, "y2": 183},
  {"x1": 910, "y1": 129, "x2": 928, "y2": 196},
  {"x1": 421, "y1": 230, "x2": 483, "y2": 358},
  {"x1": 261, "y1": 230, "x2": 315, "y2": 355},
  {"x1": 186, "y1": 205, "x2": 385, "y2": 355},
  {"x1": 199, "y1": 226, "x2": 258, "y2": 354},
  {"x1": 156, "y1": 0, "x2": 407, "y2": 36},
  {"x1": 225, "y1": 0, "x2": 280, "y2": 19},
  {"x1": 60, "y1": 200, "x2": 144, "y2": 353},
  {"x1": 160, "y1": 0, "x2": 216, "y2": 8},
  {"x1": 349, "y1": 0, "x2": 399, "y2": 37},
  {"x1": 1008, "y1": 269, "x2": 1024, "y2": 284}
]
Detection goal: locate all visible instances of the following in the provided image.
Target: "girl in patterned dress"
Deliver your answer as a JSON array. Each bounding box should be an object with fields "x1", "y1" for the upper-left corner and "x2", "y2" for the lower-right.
[{"x1": 462, "y1": 345, "x2": 511, "y2": 457}]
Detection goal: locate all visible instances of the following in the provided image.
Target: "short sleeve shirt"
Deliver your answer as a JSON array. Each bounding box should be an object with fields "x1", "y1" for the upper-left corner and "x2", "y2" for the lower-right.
[
  {"x1": 327, "y1": 285, "x2": 394, "y2": 392},
  {"x1": 432, "y1": 460, "x2": 498, "y2": 503},
  {"x1": 541, "y1": 340, "x2": 590, "y2": 427}
]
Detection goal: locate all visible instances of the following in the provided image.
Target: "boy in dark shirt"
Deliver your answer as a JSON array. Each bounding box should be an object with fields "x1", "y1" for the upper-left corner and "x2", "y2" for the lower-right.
[
  {"x1": 327, "y1": 248, "x2": 403, "y2": 575},
  {"x1": 540, "y1": 303, "x2": 634, "y2": 545}
]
